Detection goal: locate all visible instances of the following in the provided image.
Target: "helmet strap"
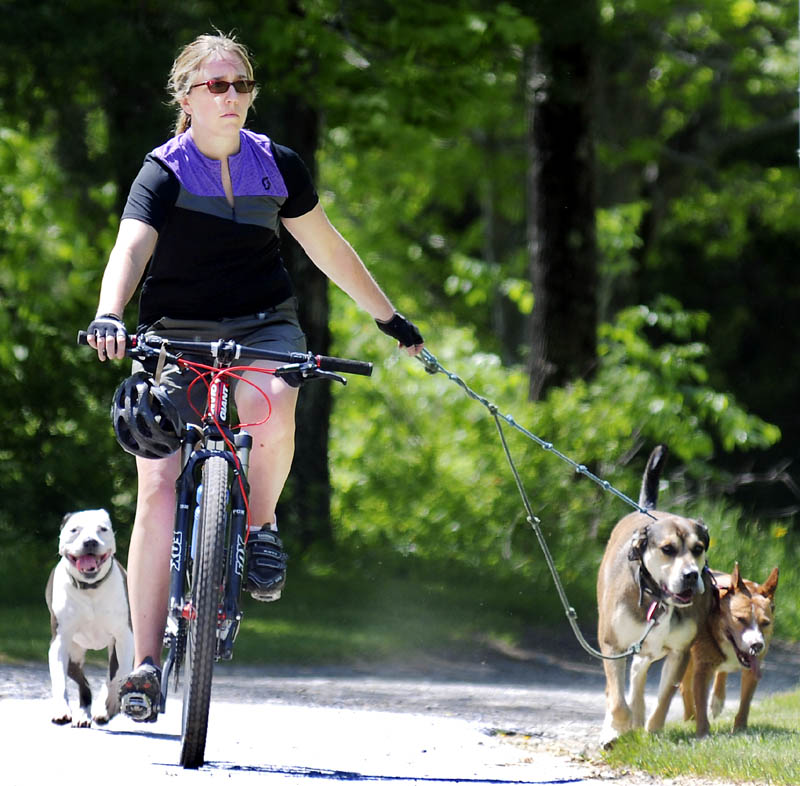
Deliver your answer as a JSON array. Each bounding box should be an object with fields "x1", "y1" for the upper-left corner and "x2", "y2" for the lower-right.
[{"x1": 155, "y1": 344, "x2": 168, "y2": 385}]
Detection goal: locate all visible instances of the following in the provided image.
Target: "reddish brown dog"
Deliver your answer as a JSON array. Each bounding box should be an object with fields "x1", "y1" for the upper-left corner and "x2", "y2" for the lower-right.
[{"x1": 680, "y1": 563, "x2": 779, "y2": 737}]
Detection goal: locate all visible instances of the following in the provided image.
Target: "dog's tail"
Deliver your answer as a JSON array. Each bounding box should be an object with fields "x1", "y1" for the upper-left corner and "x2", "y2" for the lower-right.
[{"x1": 639, "y1": 444, "x2": 669, "y2": 510}]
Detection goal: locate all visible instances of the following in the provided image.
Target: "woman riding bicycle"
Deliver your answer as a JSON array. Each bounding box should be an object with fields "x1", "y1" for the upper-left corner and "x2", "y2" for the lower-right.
[{"x1": 86, "y1": 31, "x2": 423, "y2": 723}]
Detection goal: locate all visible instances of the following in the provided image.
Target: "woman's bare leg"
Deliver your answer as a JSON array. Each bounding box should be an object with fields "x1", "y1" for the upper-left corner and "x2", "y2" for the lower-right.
[
  {"x1": 128, "y1": 453, "x2": 181, "y2": 668},
  {"x1": 235, "y1": 367, "x2": 299, "y2": 528}
]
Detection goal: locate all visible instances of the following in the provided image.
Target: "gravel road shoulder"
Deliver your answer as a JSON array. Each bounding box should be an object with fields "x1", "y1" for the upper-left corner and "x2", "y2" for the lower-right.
[{"x1": 2, "y1": 628, "x2": 798, "y2": 786}]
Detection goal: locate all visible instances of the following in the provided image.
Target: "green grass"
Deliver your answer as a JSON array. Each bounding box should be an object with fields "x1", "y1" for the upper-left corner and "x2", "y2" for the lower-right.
[
  {"x1": 0, "y1": 598, "x2": 53, "y2": 663},
  {"x1": 0, "y1": 553, "x2": 555, "y2": 665},
  {"x1": 603, "y1": 691, "x2": 800, "y2": 785}
]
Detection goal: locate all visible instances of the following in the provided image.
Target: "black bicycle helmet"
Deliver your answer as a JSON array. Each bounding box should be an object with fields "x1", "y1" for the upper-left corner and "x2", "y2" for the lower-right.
[{"x1": 110, "y1": 372, "x2": 183, "y2": 459}]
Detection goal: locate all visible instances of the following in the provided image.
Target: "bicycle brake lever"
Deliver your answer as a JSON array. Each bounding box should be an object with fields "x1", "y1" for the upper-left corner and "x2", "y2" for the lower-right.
[
  {"x1": 313, "y1": 369, "x2": 347, "y2": 385},
  {"x1": 274, "y1": 364, "x2": 348, "y2": 386}
]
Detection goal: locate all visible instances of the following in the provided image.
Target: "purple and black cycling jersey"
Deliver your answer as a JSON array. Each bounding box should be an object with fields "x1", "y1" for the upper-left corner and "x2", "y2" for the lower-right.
[{"x1": 122, "y1": 129, "x2": 318, "y2": 327}]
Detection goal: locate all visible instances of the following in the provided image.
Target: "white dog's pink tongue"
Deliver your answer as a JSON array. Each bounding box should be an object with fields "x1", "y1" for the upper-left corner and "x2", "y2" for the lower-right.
[
  {"x1": 748, "y1": 654, "x2": 762, "y2": 679},
  {"x1": 76, "y1": 555, "x2": 99, "y2": 573}
]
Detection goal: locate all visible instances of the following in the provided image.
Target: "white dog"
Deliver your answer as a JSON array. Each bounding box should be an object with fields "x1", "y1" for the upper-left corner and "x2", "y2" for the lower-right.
[{"x1": 45, "y1": 509, "x2": 134, "y2": 727}]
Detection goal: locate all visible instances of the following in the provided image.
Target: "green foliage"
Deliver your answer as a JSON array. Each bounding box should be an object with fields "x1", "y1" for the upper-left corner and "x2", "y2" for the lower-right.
[
  {"x1": 699, "y1": 503, "x2": 800, "y2": 639},
  {"x1": 0, "y1": 2, "x2": 798, "y2": 635},
  {"x1": 596, "y1": 202, "x2": 646, "y2": 321},
  {"x1": 315, "y1": 2, "x2": 537, "y2": 358},
  {"x1": 593, "y1": 1, "x2": 800, "y2": 490},
  {"x1": 596, "y1": 0, "x2": 795, "y2": 161},
  {"x1": 0, "y1": 126, "x2": 136, "y2": 552},
  {"x1": 328, "y1": 295, "x2": 781, "y2": 618},
  {"x1": 597, "y1": 297, "x2": 780, "y2": 457},
  {"x1": 647, "y1": 165, "x2": 800, "y2": 424}
]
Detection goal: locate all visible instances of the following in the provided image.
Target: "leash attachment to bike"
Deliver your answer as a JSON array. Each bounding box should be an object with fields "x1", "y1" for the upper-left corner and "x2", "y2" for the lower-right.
[{"x1": 417, "y1": 348, "x2": 658, "y2": 661}]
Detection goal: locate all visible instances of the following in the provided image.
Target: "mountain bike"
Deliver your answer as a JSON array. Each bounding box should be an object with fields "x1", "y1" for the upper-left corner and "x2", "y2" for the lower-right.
[{"x1": 78, "y1": 329, "x2": 372, "y2": 767}]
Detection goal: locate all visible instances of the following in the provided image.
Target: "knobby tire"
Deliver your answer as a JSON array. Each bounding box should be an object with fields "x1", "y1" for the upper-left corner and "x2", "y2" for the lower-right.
[{"x1": 180, "y1": 455, "x2": 228, "y2": 769}]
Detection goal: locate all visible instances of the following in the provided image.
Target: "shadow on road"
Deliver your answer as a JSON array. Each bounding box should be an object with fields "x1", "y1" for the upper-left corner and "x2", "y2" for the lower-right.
[{"x1": 203, "y1": 760, "x2": 584, "y2": 785}]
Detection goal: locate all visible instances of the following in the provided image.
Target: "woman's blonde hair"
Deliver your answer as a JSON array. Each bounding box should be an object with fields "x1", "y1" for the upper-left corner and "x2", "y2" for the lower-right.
[{"x1": 167, "y1": 31, "x2": 258, "y2": 136}]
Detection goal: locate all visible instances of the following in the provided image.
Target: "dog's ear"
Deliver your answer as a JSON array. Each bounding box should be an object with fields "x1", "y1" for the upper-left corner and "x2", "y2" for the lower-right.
[
  {"x1": 758, "y1": 566, "x2": 779, "y2": 600},
  {"x1": 695, "y1": 518, "x2": 710, "y2": 551},
  {"x1": 60, "y1": 512, "x2": 74, "y2": 531},
  {"x1": 731, "y1": 562, "x2": 752, "y2": 597},
  {"x1": 628, "y1": 526, "x2": 649, "y2": 562},
  {"x1": 716, "y1": 583, "x2": 733, "y2": 601}
]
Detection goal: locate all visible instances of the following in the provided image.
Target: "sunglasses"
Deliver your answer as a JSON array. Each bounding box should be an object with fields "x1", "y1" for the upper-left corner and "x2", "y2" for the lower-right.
[{"x1": 190, "y1": 79, "x2": 256, "y2": 94}]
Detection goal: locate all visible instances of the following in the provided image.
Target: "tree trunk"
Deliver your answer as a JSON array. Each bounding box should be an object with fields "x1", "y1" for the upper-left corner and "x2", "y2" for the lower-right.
[
  {"x1": 524, "y1": 2, "x2": 599, "y2": 401},
  {"x1": 261, "y1": 98, "x2": 334, "y2": 548}
]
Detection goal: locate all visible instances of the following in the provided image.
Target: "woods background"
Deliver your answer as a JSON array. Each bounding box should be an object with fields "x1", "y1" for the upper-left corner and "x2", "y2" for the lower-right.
[{"x1": 2, "y1": 0, "x2": 799, "y2": 634}]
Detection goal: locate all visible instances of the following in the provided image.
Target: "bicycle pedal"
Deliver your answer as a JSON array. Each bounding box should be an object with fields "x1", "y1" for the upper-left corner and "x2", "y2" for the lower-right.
[
  {"x1": 251, "y1": 587, "x2": 282, "y2": 602},
  {"x1": 121, "y1": 692, "x2": 158, "y2": 722}
]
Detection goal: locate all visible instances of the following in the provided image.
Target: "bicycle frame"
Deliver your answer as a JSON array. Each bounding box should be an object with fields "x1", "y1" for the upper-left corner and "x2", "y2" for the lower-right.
[
  {"x1": 161, "y1": 352, "x2": 254, "y2": 710},
  {"x1": 78, "y1": 329, "x2": 372, "y2": 767}
]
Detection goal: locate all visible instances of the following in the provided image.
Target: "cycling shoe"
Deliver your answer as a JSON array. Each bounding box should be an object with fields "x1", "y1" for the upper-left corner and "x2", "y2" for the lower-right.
[
  {"x1": 120, "y1": 658, "x2": 161, "y2": 722},
  {"x1": 245, "y1": 528, "x2": 287, "y2": 602}
]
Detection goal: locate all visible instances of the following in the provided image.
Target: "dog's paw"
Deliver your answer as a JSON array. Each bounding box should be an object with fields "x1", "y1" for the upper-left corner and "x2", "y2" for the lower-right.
[
  {"x1": 93, "y1": 710, "x2": 113, "y2": 725},
  {"x1": 600, "y1": 706, "x2": 632, "y2": 749},
  {"x1": 92, "y1": 690, "x2": 118, "y2": 725},
  {"x1": 645, "y1": 717, "x2": 664, "y2": 732},
  {"x1": 599, "y1": 724, "x2": 620, "y2": 750},
  {"x1": 599, "y1": 732, "x2": 618, "y2": 750},
  {"x1": 695, "y1": 721, "x2": 711, "y2": 738},
  {"x1": 51, "y1": 701, "x2": 72, "y2": 725},
  {"x1": 72, "y1": 708, "x2": 93, "y2": 728},
  {"x1": 710, "y1": 693, "x2": 724, "y2": 718}
]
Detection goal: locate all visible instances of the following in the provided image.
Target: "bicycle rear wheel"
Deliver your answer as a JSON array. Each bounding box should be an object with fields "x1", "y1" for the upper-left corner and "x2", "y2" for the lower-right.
[{"x1": 180, "y1": 455, "x2": 228, "y2": 769}]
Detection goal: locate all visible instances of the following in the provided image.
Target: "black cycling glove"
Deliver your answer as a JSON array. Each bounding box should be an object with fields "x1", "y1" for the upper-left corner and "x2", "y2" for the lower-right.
[
  {"x1": 87, "y1": 313, "x2": 128, "y2": 347},
  {"x1": 375, "y1": 313, "x2": 423, "y2": 347}
]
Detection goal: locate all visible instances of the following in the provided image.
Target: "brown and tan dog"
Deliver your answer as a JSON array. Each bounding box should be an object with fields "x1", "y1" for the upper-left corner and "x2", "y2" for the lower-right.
[
  {"x1": 680, "y1": 562, "x2": 779, "y2": 737},
  {"x1": 597, "y1": 445, "x2": 713, "y2": 747}
]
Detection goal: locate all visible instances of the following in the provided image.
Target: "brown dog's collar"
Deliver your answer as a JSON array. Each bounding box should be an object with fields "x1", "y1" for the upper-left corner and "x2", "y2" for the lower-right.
[{"x1": 632, "y1": 562, "x2": 664, "y2": 608}]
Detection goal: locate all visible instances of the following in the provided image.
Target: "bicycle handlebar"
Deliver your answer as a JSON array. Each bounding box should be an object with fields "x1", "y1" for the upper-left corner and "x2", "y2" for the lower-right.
[{"x1": 77, "y1": 330, "x2": 373, "y2": 377}]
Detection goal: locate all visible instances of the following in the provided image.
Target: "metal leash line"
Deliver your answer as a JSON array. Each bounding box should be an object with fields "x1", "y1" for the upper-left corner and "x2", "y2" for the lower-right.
[
  {"x1": 418, "y1": 349, "x2": 652, "y2": 517},
  {"x1": 418, "y1": 348, "x2": 657, "y2": 660}
]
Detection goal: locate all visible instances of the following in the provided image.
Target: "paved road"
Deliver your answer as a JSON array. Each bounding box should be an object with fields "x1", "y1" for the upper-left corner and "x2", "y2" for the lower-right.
[{"x1": 2, "y1": 637, "x2": 798, "y2": 785}]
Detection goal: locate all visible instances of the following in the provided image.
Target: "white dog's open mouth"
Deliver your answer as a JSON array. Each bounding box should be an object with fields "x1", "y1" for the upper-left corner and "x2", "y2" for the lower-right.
[{"x1": 68, "y1": 552, "x2": 111, "y2": 576}]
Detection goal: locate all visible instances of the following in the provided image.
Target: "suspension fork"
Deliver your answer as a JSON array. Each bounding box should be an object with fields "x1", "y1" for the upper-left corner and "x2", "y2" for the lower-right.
[
  {"x1": 168, "y1": 430, "x2": 204, "y2": 611},
  {"x1": 160, "y1": 428, "x2": 203, "y2": 710},
  {"x1": 218, "y1": 431, "x2": 252, "y2": 660}
]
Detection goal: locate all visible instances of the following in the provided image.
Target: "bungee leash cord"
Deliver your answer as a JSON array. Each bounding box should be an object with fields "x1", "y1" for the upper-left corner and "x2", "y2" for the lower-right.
[{"x1": 416, "y1": 348, "x2": 658, "y2": 660}]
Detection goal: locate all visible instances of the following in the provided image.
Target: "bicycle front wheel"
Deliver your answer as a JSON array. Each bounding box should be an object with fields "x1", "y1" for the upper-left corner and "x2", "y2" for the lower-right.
[{"x1": 180, "y1": 455, "x2": 228, "y2": 769}]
